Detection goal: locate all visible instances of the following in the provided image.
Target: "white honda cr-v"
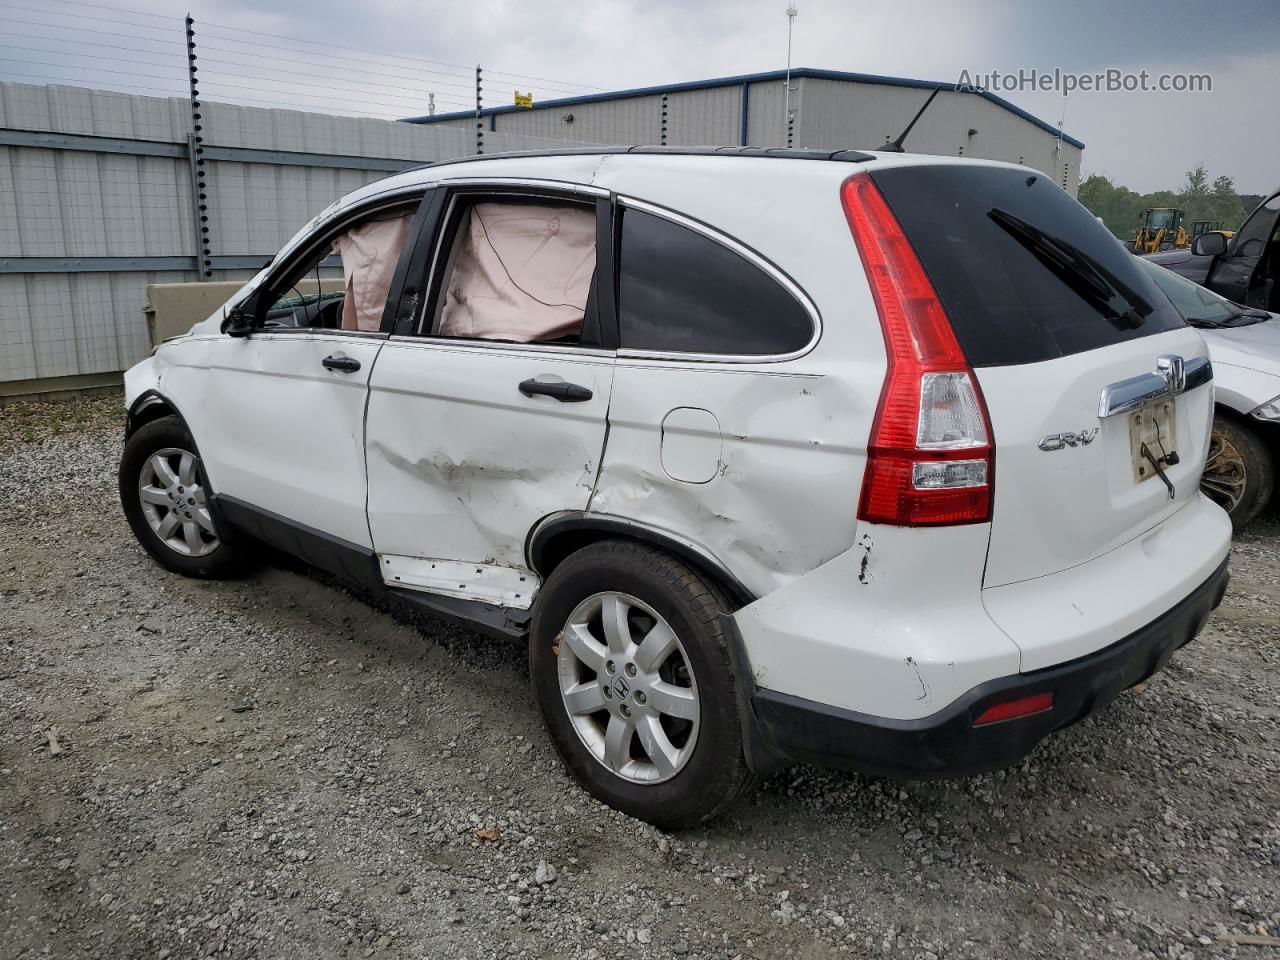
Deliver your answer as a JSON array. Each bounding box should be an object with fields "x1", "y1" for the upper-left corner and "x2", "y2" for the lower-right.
[{"x1": 120, "y1": 148, "x2": 1231, "y2": 828}]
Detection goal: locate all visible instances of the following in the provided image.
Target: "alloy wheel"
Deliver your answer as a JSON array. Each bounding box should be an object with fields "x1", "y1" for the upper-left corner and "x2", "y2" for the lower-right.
[
  {"x1": 137, "y1": 447, "x2": 220, "y2": 557},
  {"x1": 556, "y1": 591, "x2": 700, "y2": 784},
  {"x1": 1201, "y1": 431, "x2": 1248, "y2": 514}
]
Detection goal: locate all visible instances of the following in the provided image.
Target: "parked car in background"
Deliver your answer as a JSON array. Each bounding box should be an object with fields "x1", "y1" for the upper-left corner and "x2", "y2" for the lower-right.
[
  {"x1": 119, "y1": 149, "x2": 1230, "y2": 828},
  {"x1": 1146, "y1": 190, "x2": 1280, "y2": 312},
  {"x1": 1139, "y1": 258, "x2": 1280, "y2": 530}
]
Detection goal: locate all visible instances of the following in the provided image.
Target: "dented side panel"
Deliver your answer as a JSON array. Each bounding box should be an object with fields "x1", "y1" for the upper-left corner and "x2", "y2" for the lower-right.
[
  {"x1": 591, "y1": 356, "x2": 878, "y2": 598},
  {"x1": 364, "y1": 339, "x2": 614, "y2": 570}
]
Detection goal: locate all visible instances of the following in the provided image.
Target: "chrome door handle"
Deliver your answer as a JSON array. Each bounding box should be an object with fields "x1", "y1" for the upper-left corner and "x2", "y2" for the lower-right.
[{"x1": 322, "y1": 355, "x2": 361, "y2": 373}]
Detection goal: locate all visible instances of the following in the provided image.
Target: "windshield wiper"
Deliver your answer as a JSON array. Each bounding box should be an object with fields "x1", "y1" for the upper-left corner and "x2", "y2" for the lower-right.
[
  {"x1": 1185, "y1": 317, "x2": 1226, "y2": 328},
  {"x1": 988, "y1": 208, "x2": 1154, "y2": 329},
  {"x1": 1222, "y1": 308, "x2": 1270, "y2": 327}
]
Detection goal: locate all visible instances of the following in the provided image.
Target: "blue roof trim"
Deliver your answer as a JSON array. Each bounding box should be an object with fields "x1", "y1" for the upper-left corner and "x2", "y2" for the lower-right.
[{"x1": 402, "y1": 67, "x2": 1085, "y2": 150}]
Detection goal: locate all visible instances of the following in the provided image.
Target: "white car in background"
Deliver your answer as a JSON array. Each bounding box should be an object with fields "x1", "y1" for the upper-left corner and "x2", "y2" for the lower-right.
[{"x1": 1139, "y1": 258, "x2": 1280, "y2": 530}]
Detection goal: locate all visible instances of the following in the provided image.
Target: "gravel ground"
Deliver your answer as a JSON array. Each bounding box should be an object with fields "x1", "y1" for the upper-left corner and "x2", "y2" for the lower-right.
[{"x1": 2, "y1": 393, "x2": 1278, "y2": 960}]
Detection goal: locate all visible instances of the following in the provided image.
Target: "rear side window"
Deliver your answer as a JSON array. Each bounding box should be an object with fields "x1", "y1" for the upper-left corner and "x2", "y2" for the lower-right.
[
  {"x1": 872, "y1": 165, "x2": 1184, "y2": 366},
  {"x1": 617, "y1": 208, "x2": 814, "y2": 356}
]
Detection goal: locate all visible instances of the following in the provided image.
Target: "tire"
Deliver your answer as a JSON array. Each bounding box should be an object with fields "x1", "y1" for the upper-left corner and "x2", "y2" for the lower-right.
[
  {"x1": 119, "y1": 415, "x2": 247, "y2": 578},
  {"x1": 1201, "y1": 414, "x2": 1275, "y2": 533},
  {"x1": 529, "y1": 540, "x2": 754, "y2": 829}
]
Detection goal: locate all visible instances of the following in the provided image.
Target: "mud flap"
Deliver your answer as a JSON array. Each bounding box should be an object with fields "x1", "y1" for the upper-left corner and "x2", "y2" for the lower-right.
[{"x1": 717, "y1": 610, "x2": 790, "y2": 777}]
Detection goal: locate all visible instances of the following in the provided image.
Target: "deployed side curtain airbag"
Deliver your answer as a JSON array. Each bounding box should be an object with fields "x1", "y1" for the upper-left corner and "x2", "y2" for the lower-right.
[
  {"x1": 438, "y1": 203, "x2": 594, "y2": 342},
  {"x1": 332, "y1": 213, "x2": 414, "y2": 332}
]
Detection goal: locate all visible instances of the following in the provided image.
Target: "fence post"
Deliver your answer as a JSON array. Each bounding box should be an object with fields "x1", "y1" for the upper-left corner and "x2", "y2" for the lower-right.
[
  {"x1": 475, "y1": 65, "x2": 484, "y2": 155},
  {"x1": 661, "y1": 94, "x2": 668, "y2": 146},
  {"x1": 184, "y1": 14, "x2": 212, "y2": 279}
]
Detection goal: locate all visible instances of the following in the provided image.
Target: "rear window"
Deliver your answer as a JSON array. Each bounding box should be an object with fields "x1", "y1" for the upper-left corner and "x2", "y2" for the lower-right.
[{"x1": 872, "y1": 165, "x2": 1184, "y2": 366}]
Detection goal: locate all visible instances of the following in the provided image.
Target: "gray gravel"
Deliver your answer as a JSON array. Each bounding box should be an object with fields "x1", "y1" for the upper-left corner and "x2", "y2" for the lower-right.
[{"x1": 2, "y1": 393, "x2": 1278, "y2": 960}]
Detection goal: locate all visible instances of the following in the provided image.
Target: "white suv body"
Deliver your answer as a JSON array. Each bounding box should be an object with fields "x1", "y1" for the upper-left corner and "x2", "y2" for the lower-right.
[{"x1": 121, "y1": 149, "x2": 1231, "y2": 827}]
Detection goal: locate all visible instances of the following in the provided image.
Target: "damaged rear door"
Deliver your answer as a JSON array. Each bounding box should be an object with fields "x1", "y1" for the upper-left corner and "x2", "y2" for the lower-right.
[{"x1": 363, "y1": 182, "x2": 615, "y2": 608}]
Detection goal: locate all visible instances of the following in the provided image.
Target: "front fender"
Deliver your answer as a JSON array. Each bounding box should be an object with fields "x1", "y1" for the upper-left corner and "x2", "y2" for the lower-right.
[
  {"x1": 123, "y1": 356, "x2": 163, "y2": 420},
  {"x1": 1212, "y1": 363, "x2": 1280, "y2": 417}
]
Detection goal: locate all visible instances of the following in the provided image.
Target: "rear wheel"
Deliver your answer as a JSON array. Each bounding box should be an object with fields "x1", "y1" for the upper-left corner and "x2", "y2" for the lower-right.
[
  {"x1": 529, "y1": 541, "x2": 753, "y2": 829},
  {"x1": 119, "y1": 416, "x2": 247, "y2": 577},
  {"x1": 1201, "y1": 414, "x2": 1274, "y2": 533}
]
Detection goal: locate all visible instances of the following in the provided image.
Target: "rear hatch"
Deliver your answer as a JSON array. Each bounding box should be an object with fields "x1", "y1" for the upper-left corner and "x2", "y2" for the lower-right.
[{"x1": 873, "y1": 162, "x2": 1213, "y2": 588}]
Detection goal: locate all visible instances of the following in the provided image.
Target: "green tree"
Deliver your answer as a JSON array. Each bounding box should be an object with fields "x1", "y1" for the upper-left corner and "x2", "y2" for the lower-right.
[
  {"x1": 1078, "y1": 173, "x2": 1146, "y2": 239},
  {"x1": 1183, "y1": 163, "x2": 1209, "y2": 201},
  {"x1": 1205, "y1": 175, "x2": 1246, "y2": 232},
  {"x1": 1077, "y1": 165, "x2": 1253, "y2": 241}
]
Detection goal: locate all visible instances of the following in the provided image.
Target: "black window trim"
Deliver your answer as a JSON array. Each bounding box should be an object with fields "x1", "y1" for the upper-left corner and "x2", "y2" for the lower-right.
[
  {"x1": 614, "y1": 195, "x2": 822, "y2": 363},
  {"x1": 227, "y1": 185, "x2": 430, "y2": 339},
  {"x1": 392, "y1": 177, "x2": 615, "y2": 357}
]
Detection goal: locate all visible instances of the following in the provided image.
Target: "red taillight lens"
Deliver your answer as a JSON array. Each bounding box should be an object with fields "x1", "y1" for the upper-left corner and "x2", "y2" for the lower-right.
[
  {"x1": 842, "y1": 174, "x2": 995, "y2": 526},
  {"x1": 973, "y1": 692, "x2": 1055, "y2": 726}
]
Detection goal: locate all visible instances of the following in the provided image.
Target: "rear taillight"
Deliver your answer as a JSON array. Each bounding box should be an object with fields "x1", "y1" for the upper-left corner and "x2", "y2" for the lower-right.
[{"x1": 842, "y1": 174, "x2": 995, "y2": 526}]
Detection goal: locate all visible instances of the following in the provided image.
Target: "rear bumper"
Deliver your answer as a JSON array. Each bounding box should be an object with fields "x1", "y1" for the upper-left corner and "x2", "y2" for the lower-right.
[{"x1": 751, "y1": 555, "x2": 1229, "y2": 779}]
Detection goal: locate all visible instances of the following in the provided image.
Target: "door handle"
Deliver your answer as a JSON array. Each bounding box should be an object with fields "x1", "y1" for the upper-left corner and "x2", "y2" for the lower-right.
[
  {"x1": 322, "y1": 355, "x2": 361, "y2": 373},
  {"x1": 518, "y1": 378, "x2": 593, "y2": 402}
]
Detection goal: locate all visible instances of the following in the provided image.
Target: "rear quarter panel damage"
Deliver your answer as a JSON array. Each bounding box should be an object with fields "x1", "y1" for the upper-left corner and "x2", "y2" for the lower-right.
[{"x1": 589, "y1": 358, "x2": 872, "y2": 599}]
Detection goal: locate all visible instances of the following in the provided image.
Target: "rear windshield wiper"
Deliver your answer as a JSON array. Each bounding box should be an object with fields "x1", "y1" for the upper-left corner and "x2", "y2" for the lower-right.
[{"x1": 988, "y1": 208, "x2": 1153, "y2": 330}]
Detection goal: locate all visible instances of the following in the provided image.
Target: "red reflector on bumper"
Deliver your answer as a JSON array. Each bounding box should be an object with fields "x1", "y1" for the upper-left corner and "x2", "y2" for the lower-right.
[{"x1": 973, "y1": 692, "x2": 1055, "y2": 726}]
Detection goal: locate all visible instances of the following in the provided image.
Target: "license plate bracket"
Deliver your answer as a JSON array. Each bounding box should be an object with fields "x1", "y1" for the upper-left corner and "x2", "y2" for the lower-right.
[{"x1": 1130, "y1": 398, "x2": 1178, "y2": 484}]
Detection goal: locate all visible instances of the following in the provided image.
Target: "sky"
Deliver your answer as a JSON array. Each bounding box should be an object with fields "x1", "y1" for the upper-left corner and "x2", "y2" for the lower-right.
[{"x1": 3, "y1": 0, "x2": 1277, "y2": 194}]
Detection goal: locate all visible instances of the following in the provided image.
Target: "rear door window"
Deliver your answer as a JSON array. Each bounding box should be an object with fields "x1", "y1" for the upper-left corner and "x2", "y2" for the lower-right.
[
  {"x1": 617, "y1": 207, "x2": 814, "y2": 356},
  {"x1": 872, "y1": 165, "x2": 1184, "y2": 366},
  {"x1": 421, "y1": 194, "x2": 601, "y2": 346}
]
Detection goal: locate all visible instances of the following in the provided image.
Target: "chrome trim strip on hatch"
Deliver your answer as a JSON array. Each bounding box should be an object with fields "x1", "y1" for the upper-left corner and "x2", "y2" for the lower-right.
[{"x1": 1098, "y1": 354, "x2": 1211, "y2": 418}]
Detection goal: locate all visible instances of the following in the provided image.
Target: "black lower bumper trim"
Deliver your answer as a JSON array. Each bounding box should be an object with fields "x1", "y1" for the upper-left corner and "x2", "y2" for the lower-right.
[{"x1": 752, "y1": 556, "x2": 1229, "y2": 780}]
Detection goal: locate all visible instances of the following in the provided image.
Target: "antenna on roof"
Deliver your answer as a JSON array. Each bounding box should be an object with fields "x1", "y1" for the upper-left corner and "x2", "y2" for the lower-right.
[{"x1": 877, "y1": 85, "x2": 943, "y2": 153}]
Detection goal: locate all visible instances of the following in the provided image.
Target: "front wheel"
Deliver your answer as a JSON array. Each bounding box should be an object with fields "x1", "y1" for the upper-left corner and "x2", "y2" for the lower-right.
[
  {"x1": 119, "y1": 415, "x2": 247, "y2": 578},
  {"x1": 529, "y1": 541, "x2": 754, "y2": 829},
  {"x1": 1201, "y1": 414, "x2": 1275, "y2": 533}
]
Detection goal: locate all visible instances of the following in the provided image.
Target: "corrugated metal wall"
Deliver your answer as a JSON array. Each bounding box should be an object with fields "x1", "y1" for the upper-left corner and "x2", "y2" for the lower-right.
[
  {"x1": 0, "y1": 82, "x2": 576, "y2": 387},
  {"x1": 665, "y1": 86, "x2": 741, "y2": 146},
  {"x1": 427, "y1": 76, "x2": 1081, "y2": 189},
  {"x1": 796, "y1": 79, "x2": 1082, "y2": 189},
  {"x1": 745, "y1": 78, "x2": 791, "y2": 148}
]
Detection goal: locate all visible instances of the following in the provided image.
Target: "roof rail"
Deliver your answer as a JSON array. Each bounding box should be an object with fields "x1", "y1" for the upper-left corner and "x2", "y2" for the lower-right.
[{"x1": 409, "y1": 144, "x2": 876, "y2": 174}]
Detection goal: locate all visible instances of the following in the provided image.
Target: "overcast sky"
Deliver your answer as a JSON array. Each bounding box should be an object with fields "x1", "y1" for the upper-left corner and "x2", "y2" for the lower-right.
[{"x1": 4, "y1": 0, "x2": 1277, "y2": 194}]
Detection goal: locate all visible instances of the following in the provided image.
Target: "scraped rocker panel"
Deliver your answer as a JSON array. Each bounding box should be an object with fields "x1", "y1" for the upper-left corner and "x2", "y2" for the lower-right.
[{"x1": 379, "y1": 554, "x2": 539, "y2": 609}]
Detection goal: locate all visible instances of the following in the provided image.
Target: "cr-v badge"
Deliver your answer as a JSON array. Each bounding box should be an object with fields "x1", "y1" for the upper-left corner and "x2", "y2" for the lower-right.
[{"x1": 1038, "y1": 429, "x2": 1099, "y2": 451}]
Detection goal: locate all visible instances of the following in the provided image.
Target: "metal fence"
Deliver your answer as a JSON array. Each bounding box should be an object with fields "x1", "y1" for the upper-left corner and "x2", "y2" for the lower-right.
[{"x1": 0, "y1": 5, "x2": 599, "y2": 392}]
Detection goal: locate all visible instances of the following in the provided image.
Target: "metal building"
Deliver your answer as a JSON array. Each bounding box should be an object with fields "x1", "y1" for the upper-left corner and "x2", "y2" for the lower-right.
[{"x1": 408, "y1": 68, "x2": 1085, "y2": 194}]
